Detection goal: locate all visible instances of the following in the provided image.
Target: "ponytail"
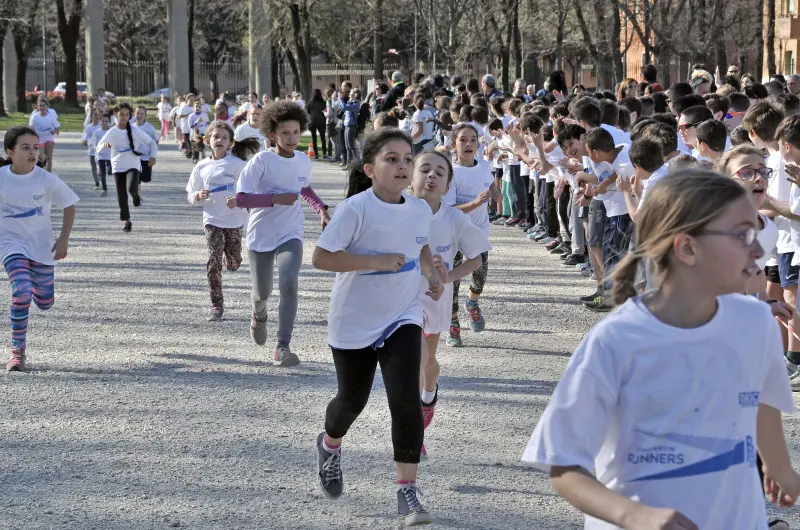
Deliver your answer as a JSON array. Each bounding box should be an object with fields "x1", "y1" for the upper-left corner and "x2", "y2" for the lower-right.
[
  {"x1": 231, "y1": 110, "x2": 248, "y2": 128},
  {"x1": 125, "y1": 121, "x2": 143, "y2": 157},
  {"x1": 345, "y1": 161, "x2": 372, "y2": 198},
  {"x1": 610, "y1": 251, "x2": 643, "y2": 306},
  {"x1": 230, "y1": 137, "x2": 261, "y2": 160}
]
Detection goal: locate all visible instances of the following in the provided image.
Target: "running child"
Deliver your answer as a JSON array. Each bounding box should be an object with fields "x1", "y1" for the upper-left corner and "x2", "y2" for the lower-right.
[
  {"x1": 312, "y1": 128, "x2": 443, "y2": 526},
  {"x1": 82, "y1": 109, "x2": 102, "y2": 190},
  {"x1": 409, "y1": 150, "x2": 491, "y2": 458},
  {"x1": 186, "y1": 121, "x2": 260, "y2": 321},
  {"x1": 234, "y1": 100, "x2": 330, "y2": 366},
  {"x1": 157, "y1": 94, "x2": 172, "y2": 140},
  {"x1": 133, "y1": 106, "x2": 159, "y2": 191},
  {"x1": 0, "y1": 126, "x2": 78, "y2": 371},
  {"x1": 28, "y1": 98, "x2": 61, "y2": 173},
  {"x1": 90, "y1": 113, "x2": 113, "y2": 197},
  {"x1": 442, "y1": 123, "x2": 500, "y2": 347},
  {"x1": 97, "y1": 103, "x2": 159, "y2": 232},
  {"x1": 188, "y1": 101, "x2": 210, "y2": 163},
  {"x1": 523, "y1": 170, "x2": 800, "y2": 529}
]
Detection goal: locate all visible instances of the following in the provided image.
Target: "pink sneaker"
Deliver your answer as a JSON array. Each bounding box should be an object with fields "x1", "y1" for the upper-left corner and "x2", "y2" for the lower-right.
[
  {"x1": 420, "y1": 443, "x2": 428, "y2": 460},
  {"x1": 422, "y1": 396, "x2": 437, "y2": 429},
  {"x1": 6, "y1": 348, "x2": 25, "y2": 372}
]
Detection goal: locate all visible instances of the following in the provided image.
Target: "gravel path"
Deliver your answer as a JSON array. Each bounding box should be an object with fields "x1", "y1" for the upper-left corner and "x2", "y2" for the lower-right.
[{"x1": 2, "y1": 134, "x2": 800, "y2": 529}]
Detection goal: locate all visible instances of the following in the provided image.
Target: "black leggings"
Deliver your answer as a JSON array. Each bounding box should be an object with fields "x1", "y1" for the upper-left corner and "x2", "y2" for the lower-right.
[
  {"x1": 309, "y1": 123, "x2": 327, "y2": 157},
  {"x1": 545, "y1": 181, "x2": 559, "y2": 238},
  {"x1": 325, "y1": 324, "x2": 423, "y2": 463},
  {"x1": 114, "y1": 169, "x2": 141, "y2": 221}
]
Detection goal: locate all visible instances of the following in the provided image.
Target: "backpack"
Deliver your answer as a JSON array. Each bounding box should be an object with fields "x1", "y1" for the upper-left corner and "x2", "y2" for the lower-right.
[{"x1": 356, "y1": 102, "x2": 371, "y2": 133}]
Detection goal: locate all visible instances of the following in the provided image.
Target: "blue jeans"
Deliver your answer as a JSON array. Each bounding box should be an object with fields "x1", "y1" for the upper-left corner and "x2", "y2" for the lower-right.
[{"x1": 345, "y1": 126, "x2": 360, "y2": 164}]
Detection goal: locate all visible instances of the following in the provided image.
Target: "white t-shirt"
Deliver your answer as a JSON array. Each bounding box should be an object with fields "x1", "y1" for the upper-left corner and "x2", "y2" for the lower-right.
[
  {"x1": 239, "y1": 102, "x2": 253, "y2": 112},
  {"x1": 767, "y1": 151, "x2": 795, "y2": 255},
  {"x1": 0, "y1": 166, "x2": 79, "y2": 266},
  {"x1": 157, "y1": 101, "x2": 172, "y2": 120},
  {"x1": 637, "y1": 164, "x2": 669, "y2": 209},
  {"x1": 316, "y1": 189, "x2": 432, "y2": 350},
  {"x1": 420, "y1": 204, "x2": 491, "y2": 334},
  {"x1": 83, "y1": 123, "x2": 100, "y2": 156},
  {"x1": 589, "y1": 145, "x2": 632, "y2": 217},
  {"x1": 757, "y1": 213, "x2": 779, "y2": 269},
  {"x1": 442, "y1": 158, "x2": 494, "y2": 235},
  {"x1": 412, "y1": 108, "x2": 435, "y2": 143},
  {"x1": 97, "y1": 126, "x2": 159, "y2": 173},
  {"x1": 234, "y1": 122, "x2": 267, "y2": 149},
  {"x1": 179, "y1": 103, "x2": 194, "y2": 134},
  {"x1": 133, "y1": 121, "x2": 159, "y2": 160},
  {"x1": 29, "y1": 111, "x2": 61, "y2": 144},
  {"x1": 545, "y1": 144, "x2": 565, "y2": 183},
  {"x1": 186, "y1": 155, "x2": 249, "y2": 229},
  {"x1": 522, "y1": 294, "x2": 793, "y2": 530},
  {"x1": 188, "y1": 112, "x2": 209, "y2": 136},
  {"x1": 91, "y1": 127, "x2": 112, "y2": 161},
  {"x1": 236, "y1": 149, "x2": 311, "y2": 252},
  {"x1": 600, "y1": 123, "x2": 631, "y2": 146}
]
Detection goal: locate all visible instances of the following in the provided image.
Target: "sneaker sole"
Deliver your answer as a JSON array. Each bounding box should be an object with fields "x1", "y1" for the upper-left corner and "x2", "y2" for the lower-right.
[
  {"x1": 445, "y1": 339, "x2": 462, "y2": 347},
  {"x1": 274, "y1": 355, "x2": 301, "y2": 367},
  {"x1": 400, "y1": 512, "x2": 433, "y2": 526}
]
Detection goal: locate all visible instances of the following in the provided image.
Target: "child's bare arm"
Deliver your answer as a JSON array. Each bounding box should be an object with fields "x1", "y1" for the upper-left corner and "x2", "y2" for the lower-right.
[{"x1": 550, "y1": 466, "x2": 698, "y2": 529}]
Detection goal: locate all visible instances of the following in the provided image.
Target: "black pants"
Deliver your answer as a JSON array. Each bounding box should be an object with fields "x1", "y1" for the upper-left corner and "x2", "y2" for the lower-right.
[
  {"x1": 325, "y1": 324, "x2": 423, "y2": 464},
  {"x1": 558, "y1": 184, "x2": 572, "y2": 242},
  {"x1": 545, "y1": 181, "x2": 559, "y2": 238},
  {"x1": 309, "y1": 122, "x2": 327, "y2": 157},
  {"x1": 508, "y1": 165, "x2": 525, "y2": 219},
  {"x1": 524, "y1": 174, "x2": 535, "y2": 224},
  {"x1": 183, "y1": 132, "x2": 193, "y2": 159},
  {"x1": 337, "y1": 126, "x2": 346, "y2": 163},
  {"x1": 326, "y1": 123, "x2": 338, "y2": 160},
  {"x1": 114, "y1": 169, "x2": 141, "y2": 221},
  {"x1": 140, "y1": 162, "x2": 153, "y2": 183},
  {"x1": 97, "y1": 159, "x2": 110, "y2": 191}
]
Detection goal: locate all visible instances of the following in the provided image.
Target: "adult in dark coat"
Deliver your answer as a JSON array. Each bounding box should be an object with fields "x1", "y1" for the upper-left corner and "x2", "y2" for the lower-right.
[{"x1": 382, "y1": 71, "x2": 407, "y2": 112}]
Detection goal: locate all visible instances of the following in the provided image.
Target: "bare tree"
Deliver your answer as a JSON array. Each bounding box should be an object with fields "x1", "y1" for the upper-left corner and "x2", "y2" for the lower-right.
[
  {"x1": 766, "y1": 0, "x2": 776, "y2": 76},
  {"x1": 55, "y1": 0, "x2": 83, "y2": 106},
  {"x1": 12, "y1": 0, "x2": 41, "y2": 112},
  {"x1": 0, "y1": 4, "x2": 14, "y2": 116},
  {"x1": 370, "y1": 0, "x2": 384, "y2": 80}
]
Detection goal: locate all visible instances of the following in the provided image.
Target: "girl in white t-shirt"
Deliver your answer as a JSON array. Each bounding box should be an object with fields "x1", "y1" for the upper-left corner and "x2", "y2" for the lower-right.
[
  {"x1": 410, "y1": 150, "x2": 491, "y2": 458},
  {"x1": 0, "y1": 126, "x2": 78, "y2": 372},
  {"x1": 442, "y1": 123, "x2": 500, "y2": 347},
  {"x1": 188, "y1": 101, "x2": 210, "y2": 163},
  {"x1": 234, "y1": 100, "x2": 330, "y2": 367},
  {"x1": 411, "y1": 94, "x2": 436, "y2": 154},
  {"x1": 169, "y1": 96, "x2": 182, "y2": 144},
  {"x1": 157, "y1": 94, "x2": 172, "y2": 140},
  {"x1": 232, "y1": 104, "x2": 268, "y2": 151},
  {"x1": 28, "y1": 99, "x2": 61, "y2": 173},
  {"x1": 312, "y1": 128, "x2": 443, "y2": 526},
  {"x1": 186, "y1": 121, "x2": 261, "y2": 321},
  {"x1": 97, "y1": 103, "x2": 158, "y2": 232},
  {"x1": 523, "y1": 170, "x2": 800, "y2": 530}
]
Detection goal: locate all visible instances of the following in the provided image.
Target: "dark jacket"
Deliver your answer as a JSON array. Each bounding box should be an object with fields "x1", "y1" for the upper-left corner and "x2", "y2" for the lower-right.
[
  {"x1": 381, "y1": 82, "x2": 407, "y2": 112},
  {"x1": 306, "y1": 98, "x2": 327, "y2": 126}
]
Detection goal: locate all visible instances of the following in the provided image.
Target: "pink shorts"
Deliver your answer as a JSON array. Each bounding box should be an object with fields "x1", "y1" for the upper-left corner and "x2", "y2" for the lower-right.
[{"x1": 38, "y1": 140, "x2": 55, "y2": 147}]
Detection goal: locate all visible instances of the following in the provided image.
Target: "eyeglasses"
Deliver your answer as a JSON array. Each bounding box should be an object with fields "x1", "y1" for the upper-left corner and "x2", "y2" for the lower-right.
[
  {"x1": 696, "y1": 226, "x2": 758, "y2": 247},
  {"x1": 677, "y1": 121, "x2": 703, "y2": 131},
  {"x1": 735, "y1": 166, "x2": 772, "y2": 180}
]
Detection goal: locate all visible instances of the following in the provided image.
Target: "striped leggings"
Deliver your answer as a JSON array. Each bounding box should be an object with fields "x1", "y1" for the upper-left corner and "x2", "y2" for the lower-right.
[{"x1": 4, "y1": 255, "x2": 55, "y2": 351}]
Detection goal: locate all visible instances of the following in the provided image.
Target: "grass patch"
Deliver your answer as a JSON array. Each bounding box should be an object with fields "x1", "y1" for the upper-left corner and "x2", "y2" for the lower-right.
[{"x1": 0, "y1": 110, "x2": 162, "y2": 134}]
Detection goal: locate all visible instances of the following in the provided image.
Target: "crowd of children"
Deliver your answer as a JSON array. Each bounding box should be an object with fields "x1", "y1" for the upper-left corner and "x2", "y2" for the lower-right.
[{"x1": 5, "y1": 66, "x2": 800, "y2": 527}]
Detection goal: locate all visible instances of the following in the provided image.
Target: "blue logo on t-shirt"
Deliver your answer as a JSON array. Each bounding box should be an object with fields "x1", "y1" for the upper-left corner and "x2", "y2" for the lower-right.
[
  {"x1": 208, "y1": 183, "x2": 235, "y2": 194},
  {"x1": 416, "y1": 236, "x2": 427, "y2": 245},
  {"x1": 435, "y1": 244, "x2": 451, "y2": 253},
  {"x1": 2, "y1": 205, "x2": 43, "y2": 218},
  {"x1": 738, "y1": 392, "x2": 759, "y2": 407}
]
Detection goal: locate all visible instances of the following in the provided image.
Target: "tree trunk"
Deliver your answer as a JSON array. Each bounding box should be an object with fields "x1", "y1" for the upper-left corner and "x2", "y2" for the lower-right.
[
  {"x1": 13, "y1": 29, "x2": 31, "y2": 113},
  {"x1": 372, "y1": 0, "x2": 383, "y2": 81},
  {"x1": 284, "y1": 47, "x2": 301, "y2": 93},
  {"x1": 767, "y1": 0, "x2": 776, "y2": 77},
  {"x1": 0, "y1": 22, "x2": 7, "y2": 116},
  {"x1": 188, "y1": 0, "x2": 196, "y2": 92},
  {"x1": 512, "y1": 1, "x2": 522, "y2": 80},
  {"x1": 289, "y1": 1, "x2": 313, "y2": 99},
  {"x1": 610, "y1": 0, "x2": 624, "y2": 88},
  {"x1": 55, "y1": 0, "x2": 83, "y2": 106},
  {"x1": 271, "y1": 42, "x2": 279, "y2": 98},
  {"x1": 555, "y1": 21, "x2": 564, "y2": 72}
]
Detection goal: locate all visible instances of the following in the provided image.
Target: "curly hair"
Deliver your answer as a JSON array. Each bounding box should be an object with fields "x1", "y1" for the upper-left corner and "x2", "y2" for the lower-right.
[{"x1": 260, "y1": 99, "x2": 309, "y2": 135}]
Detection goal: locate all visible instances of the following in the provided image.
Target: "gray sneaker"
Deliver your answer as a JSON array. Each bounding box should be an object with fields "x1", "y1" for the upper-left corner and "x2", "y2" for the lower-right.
[
  {"x1": 250, "y1": 313, "x2": 267, "y2": 346},
  {"x1": 397, "y1": 483, "x2": 432, "y2": 526},
  {"x1": 274, "y1": 345, "x2": 300, "y2": 367},
  {"x1": 317, "y1": 432, "x2": 343, "y2": 499},
  {"x1": 208, "y1": 307, "x2": 223, "y2": 321},
  {"x1": 788, "y1": 360, "x2": 800, "y2": 392}
]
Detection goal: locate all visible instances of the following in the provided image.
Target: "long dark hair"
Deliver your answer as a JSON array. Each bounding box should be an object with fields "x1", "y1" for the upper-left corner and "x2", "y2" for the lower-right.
[
  {"x1": 1, "y1": 126, "x2": 40, "y2": 168},
  {"x1": 116, "y1": 102, "x2": 142, "y2": 156},
  {"x1": 202, "y1": 120, "x2": 261, "y2": 161},
  {"x1": 311, "y1": 88, "x2": 324, "y2": 102},
  {"x1": 346, "y1": 128, "x2": 412, "y2": 198}
]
